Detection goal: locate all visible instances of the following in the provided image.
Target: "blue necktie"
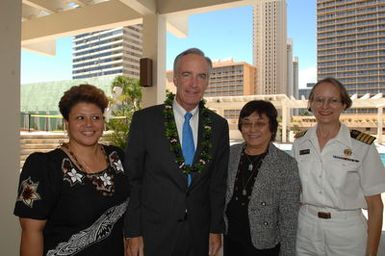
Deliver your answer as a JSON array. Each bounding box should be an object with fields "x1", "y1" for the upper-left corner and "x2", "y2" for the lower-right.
[{"x1": 182, "y1": 112, "x2": 195, "y2": 186}]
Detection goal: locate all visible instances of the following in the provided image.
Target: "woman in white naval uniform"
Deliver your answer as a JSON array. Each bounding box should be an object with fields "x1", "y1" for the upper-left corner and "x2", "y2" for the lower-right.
[{"x1": 293, "y1": 77, "x2": 385, "y2": 256}]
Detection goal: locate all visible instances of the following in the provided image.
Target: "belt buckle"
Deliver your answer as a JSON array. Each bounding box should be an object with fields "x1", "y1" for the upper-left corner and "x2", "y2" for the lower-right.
[{"x1": 317, "y1": 211, "x2": 331, "y2": 219}]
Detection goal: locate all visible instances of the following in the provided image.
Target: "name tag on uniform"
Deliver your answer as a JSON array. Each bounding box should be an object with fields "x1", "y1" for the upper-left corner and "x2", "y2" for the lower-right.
[
  {"x1": 299, "y1": 149, "x2": 310, "y2": 155},
  {"x1": 333, "y1": 155, "x2": 359, "y2": 162}
]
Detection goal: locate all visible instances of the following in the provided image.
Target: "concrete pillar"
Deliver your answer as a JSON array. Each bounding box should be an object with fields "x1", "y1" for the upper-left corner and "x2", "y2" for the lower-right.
[
  {"x1": 141, "y1": 14, "x2": 167, "y2": 107},
  {"x1": 378, "y1": 107, "x2": 383, "y2": 144},
  {"x1": 0, "y1": 0, "x2": 21, "y2": 254}
]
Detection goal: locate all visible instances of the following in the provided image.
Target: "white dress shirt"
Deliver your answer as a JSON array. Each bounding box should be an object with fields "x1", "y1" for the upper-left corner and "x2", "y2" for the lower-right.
[{"x1": 172, "y1": 99, "x2": 199, "y2": 149}]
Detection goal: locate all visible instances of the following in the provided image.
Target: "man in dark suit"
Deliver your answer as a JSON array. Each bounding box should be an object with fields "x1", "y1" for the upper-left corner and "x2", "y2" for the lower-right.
[{"x1": 124, "y1": 48, "x2": 229, "y2": 256}]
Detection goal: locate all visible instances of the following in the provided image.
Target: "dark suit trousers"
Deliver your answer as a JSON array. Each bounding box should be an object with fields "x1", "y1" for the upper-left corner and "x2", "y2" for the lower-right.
[{"x1": 172, "y1": 219, "x2": 194, "y2": 256}]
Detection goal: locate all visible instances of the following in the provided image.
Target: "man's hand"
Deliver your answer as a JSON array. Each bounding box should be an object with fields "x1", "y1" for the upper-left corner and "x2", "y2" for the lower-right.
[
  {"x1": 208, "y1": 233, "x2": 221, "y2": 256},
  {"x1": 125, "y1": 236, "x2": 144, "y2": 256}
]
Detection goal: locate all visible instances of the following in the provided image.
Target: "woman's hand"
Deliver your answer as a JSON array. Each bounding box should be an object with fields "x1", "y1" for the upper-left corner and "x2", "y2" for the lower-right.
[{"x1": 125, "y1": 236, "x2": 144, "y2": 256}]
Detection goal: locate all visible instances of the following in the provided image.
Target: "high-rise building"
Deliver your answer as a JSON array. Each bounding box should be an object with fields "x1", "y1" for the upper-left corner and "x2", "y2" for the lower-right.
[
  {"x1": 205, "y1": 60, "x2": 257, "y2": 97},
  {"x1": 317, "y1": 0, "x2": 385, "y2": 97},
  {"x1": 287, "y1": 39, "x2": 294, "y2": 97},
  {"x1": 293, "y1": 56, "x2": 299, "y2": 99},
  {"x1": 165, "y1": 59, "x2": 257, "y2": 97},
  {"x1": 72, "y1": 25, "x2": 143, "y2": 80},
  {"x1": 253, "y1": 0, "x2": 288, "y2": 95}
]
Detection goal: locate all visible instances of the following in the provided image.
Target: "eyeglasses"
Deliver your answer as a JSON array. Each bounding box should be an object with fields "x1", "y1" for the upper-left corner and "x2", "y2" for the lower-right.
[
  {"x1": 241, "y1": 121, "x2": 268, "y2": 130},
  {"x1": 312, "y1": 97, "x2": 342, "y2": 107}
]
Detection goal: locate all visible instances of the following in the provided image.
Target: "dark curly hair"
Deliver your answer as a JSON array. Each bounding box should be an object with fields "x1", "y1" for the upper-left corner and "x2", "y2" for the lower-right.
[
  {"x1": 59, "y1": 84, "x2": 108, "y2": 121},
  {"x1": 238, "y1": 100, "x2": 278, "y2": 142}
]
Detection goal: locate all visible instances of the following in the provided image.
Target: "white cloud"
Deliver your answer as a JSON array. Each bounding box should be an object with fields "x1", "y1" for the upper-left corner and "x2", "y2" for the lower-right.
[{"x1": 299, "y1": 67, "x2": 317, "y2": 88}]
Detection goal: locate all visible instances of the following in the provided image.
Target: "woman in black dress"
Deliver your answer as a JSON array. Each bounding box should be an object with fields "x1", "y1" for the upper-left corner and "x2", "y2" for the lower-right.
[{"x1": 14, "y1": 84, "x2": 129, "y2": 255}]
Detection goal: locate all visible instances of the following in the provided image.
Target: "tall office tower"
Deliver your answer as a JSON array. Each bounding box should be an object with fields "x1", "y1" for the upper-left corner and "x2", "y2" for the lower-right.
[
  {"x1": 317, "y1": 0, "x2": 385, "y2": 97},
  {"x1": 72, "y1": 25, "x2": 143, "y2": 80},
  {"x1": 287, "y1": 39, "x2": 294, "y2": 97},
  {"x1": 253, "y1": 0, "x2": 288, "y2": 95},
  {"x1": 293, "y1": 57, "x2": 299, "y2": 99},
  {"x1": 292, "y1": 56, "x2": 299, "y2": 115}
]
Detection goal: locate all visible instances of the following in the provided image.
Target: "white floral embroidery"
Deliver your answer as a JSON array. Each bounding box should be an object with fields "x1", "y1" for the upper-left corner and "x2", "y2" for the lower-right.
[
  {"x1": 100, "y1": 173, "x2": 112, "y2": 186},
  {"x1": 68, "y1": 168, "x2": 83, "y2": 183},
  {"x1": 109, "y1": 151, "x2": 124, "y2": 173}
]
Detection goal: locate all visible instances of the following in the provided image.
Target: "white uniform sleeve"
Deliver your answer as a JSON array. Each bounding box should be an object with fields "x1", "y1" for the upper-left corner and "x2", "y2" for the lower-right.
[{"x1": 359, "y1": 144, "x2": 385, "y2": 196}]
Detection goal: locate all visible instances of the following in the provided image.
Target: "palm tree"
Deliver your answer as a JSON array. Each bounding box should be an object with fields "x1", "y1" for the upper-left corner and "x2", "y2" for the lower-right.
[{"x1": 106, "y1": 75, "x2": 142, "y2": 149}]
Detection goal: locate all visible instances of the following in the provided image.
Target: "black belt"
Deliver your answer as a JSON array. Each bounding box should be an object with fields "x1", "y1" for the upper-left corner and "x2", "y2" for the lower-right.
[{"x1": 317, "y1": 211, "x2": 331, "y2": 219}]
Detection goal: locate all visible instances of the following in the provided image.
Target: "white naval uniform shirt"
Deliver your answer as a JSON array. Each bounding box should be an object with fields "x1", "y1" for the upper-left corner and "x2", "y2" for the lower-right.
[{"x1": 293, "y1": 123, "x2": 385, "y2": 210}]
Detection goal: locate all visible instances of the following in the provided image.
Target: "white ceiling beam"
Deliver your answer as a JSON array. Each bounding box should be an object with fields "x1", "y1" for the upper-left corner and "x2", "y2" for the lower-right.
[
  {"x1": 22, "y1": 0, "x2": 142, "y2": 44},
  {"x1": 157, "y1": 0, "x2": 256, "y2": 15},
  {"x1": 22, "y1": 39, "x2": 56, "y2": 56},
  {"x1": 22, "y1": 4, "x2": 47, "y2": 20},
  {"x1": 22, "y1": 0, "x2": 58, "y2": 13},
  {"x1": 119, "y1": 0, "x2": 156, "y2": 15},
  {"x1": 165, "y1": 15, "x2": 188, "y2": 38},
  {"x1": 70, "y1": 0, "x2": 87, "y2": 7}
]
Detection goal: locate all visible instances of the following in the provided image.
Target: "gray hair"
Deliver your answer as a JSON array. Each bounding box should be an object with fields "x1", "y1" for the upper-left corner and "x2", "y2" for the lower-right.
[{"x1": 173, "y1": 48, "x2": 213, "y2": 74}]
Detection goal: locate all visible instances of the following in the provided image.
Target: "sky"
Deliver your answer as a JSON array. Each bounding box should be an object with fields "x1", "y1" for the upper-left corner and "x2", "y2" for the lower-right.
[{"x1": 21, "y1": 0, "x2": 317, "y2": 88}]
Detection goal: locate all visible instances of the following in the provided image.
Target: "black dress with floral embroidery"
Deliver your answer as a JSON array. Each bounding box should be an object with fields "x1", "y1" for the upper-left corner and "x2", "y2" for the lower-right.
[{"x1": 14, "y1": 145, "x2": 129, "y2": 256}]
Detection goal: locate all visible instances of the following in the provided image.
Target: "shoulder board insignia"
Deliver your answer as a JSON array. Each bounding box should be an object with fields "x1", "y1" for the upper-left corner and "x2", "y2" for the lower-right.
[
  {"x1": 350, "y1": 129, "x2": 375, "y2": 144},
  {"x1": 294, "y1": 130, "x2": 307, "y2": 139}
]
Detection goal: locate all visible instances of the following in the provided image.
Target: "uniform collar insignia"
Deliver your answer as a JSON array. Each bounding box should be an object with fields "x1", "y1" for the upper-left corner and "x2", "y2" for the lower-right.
[{"x1": 344, "y1": 148, "x2": 352, "y2": 157}]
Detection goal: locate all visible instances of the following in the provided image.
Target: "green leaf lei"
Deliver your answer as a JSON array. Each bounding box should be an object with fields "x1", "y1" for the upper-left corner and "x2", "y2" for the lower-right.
[{"x1": 164, "y1": 92, "x2": 213, "y2": 175}]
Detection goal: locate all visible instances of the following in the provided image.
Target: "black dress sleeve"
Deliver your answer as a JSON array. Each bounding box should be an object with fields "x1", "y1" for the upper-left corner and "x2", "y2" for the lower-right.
[
  {"x1": 104, "y1": 144, "x2": 126, "y2": 174},
  {"x1": 14, "y1": 151, "x2": 61, "y2": 220}
]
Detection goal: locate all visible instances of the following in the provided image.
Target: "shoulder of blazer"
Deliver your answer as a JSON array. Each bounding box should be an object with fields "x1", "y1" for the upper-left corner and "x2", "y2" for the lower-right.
[
  {"x1": 350, "y1": 129, "x2": 375, "y2": 145},
  {"x1": 265, "y1": 144, "x2": 297, "y2": 171},
  {"x1": 230, "y1": 143, "x2": 244, "y2": 155}
]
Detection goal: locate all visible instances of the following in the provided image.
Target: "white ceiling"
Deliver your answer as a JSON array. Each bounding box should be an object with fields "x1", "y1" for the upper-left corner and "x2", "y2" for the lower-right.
[{"x1": 21, "y1": 0, "x2": 255, "y2": 55}]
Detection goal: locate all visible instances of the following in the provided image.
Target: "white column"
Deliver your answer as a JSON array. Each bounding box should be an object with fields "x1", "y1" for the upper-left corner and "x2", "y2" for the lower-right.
[
  {"x1": 141, "y1": 14, "x2": 167, "y2": 107},
  {"x1": 0, "y1": 0, "x2": 21, "y2": 254},
  {"x1": 377, "y1": 107, "x2": 383, "y2": 144}
]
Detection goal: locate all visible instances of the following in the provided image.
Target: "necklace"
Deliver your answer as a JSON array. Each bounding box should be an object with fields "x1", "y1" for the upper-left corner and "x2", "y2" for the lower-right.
[
  {"x1": 62, "y1": 143, "x2": 108, "y2": 173},
  {"x1": 163, "y1": 92, "x2": 213, "y2": 175},
  {"x1": 244, "y1": 152, "x2": 260, "y2": 171},
  {"x1": 240, "y1": 150, "x2": 266, "y2": 196}
]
